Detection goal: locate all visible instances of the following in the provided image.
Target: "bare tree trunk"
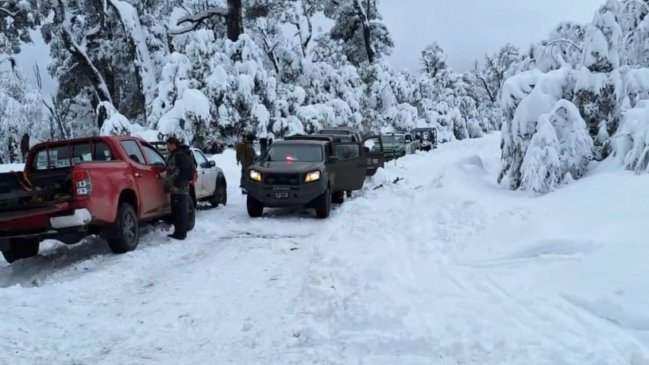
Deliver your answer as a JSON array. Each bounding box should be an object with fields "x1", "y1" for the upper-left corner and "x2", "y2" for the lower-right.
[
  {"x1": 353, "y1": 0, "x2": 375, "y2": 63},
  {"x1": 227, "y1": 0, "x2": 243, "y2": 42}
]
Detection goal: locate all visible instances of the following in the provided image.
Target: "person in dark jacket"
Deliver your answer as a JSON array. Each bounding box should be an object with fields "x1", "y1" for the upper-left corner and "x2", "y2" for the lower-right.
[
  {"x1": 235, "y1": 133, "x2": 257, "y2": 194},
  {"x1": 164, "y1": 136, "x2": 194, "y2": 240}
]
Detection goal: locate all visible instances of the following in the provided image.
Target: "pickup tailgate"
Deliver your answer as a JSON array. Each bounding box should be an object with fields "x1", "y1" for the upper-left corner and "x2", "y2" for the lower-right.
[{"x1": 0, "y1": 201, "x2": 73, "y2": 235}]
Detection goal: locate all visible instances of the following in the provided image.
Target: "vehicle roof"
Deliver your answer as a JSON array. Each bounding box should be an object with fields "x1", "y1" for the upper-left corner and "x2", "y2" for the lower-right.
[
  {"x1": 411, "y1": 127, "x2": 436, "y2": 131},
  {"x1": 310, "y1": 133, "x2": 354, "y2": 142},
  {"x1": 30, "y1": 135, "x2": 146, "y2": 149},
  {"x1": 319, "y1": 127, "x2": 359, "y2": 134},
  {"x1": 274, "y1": 139, "x2": 328, "y2": 146}
]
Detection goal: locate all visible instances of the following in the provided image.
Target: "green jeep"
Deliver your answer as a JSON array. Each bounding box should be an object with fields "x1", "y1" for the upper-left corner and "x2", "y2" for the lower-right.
[{"x1": 373, "y1": 133, "x2": 419, "y2": 161}]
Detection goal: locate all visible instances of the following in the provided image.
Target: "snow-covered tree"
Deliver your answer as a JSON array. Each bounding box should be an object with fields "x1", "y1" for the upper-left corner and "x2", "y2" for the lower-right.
[
  {"x1": 0, "y1": 0, "x2": 41, "y2": 54},
  {"x1": 420, "y1": 42, "x2": 446, "y2": 77},
  {"x1": 323, "y1": 0, "x2": 394, "y2": 66},
  {"x1": 0, "y1": 59, "x2": 43, "y2": 162}
]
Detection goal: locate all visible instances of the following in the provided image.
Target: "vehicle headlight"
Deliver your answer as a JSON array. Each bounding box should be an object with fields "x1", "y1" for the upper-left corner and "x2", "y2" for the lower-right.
[
  {"x1": 249, "y1": 169, "x2": 262, "y2": 182},
  {"x1": 305, "y1": 170, "x2": 321, "y2": 183}
]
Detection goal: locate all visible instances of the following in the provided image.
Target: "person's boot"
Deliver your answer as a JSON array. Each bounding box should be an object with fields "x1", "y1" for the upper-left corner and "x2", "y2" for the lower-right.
[{"x1": 167, "y1": 233, "x2": 186, "y2": 240}]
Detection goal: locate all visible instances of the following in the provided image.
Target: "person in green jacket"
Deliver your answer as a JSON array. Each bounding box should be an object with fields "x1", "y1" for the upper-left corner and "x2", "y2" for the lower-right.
[
  {"x1": 236, "y1": 133, "x2": 257, "y2": 194},
  {"x1": 165, "y1": 136, "x2": 195, "y2": 240}
]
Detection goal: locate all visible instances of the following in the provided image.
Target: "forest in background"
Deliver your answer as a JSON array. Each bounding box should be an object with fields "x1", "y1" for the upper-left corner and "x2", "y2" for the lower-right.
[
  {"x1": 0, "y1": 0, "x2": 511, "y2": 160},
  {"x1": 4, "y1": 0, "x2": 649, "y2": 195}
]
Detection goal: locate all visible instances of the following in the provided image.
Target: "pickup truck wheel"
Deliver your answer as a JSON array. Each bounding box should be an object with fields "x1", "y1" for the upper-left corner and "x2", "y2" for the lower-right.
[
  {"x1": 2, "y1": 238, "x2": 40, "y2": 263},
  {"x1": 210, "y1": 174, "x2": 227, "y2": 207},
  {"x1": 247, "y1": 195, "x2": 263, "y2": 217},
  {"x1": 367, "y1": 168, "x2": 378, "y2": 177},
  {"x1": 314, "y1": 188, "x2": 332, "y2": 219},
  {"x1": 106, "y1": 202, "x2": 139, "y2": 254}
]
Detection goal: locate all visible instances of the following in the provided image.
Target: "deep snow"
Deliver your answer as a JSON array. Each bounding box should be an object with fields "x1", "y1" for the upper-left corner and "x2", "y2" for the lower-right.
[{"x1": 1, "y1": 133, "x2": 648, "y2": 364}]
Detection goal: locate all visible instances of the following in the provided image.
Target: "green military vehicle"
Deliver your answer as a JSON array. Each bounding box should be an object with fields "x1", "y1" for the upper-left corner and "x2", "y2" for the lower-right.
[
  {"x1": 411, "y1": 127, "x2": 438, "y2": 151},
  {"x1": 317, "y1": 127, "x2": 385, "y2": 176},
  {"x1": 245, "y1": 135, "x2": 367, "y2": 219},
  {"x1": 372, "y1": 132, "x2": 419, "y2": 161}
]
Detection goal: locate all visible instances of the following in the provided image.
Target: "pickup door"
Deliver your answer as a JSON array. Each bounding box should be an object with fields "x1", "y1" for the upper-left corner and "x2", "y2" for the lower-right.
[
  {"x1": 330, "y1": 142, "x2": 366, "y2": 191},
  {"x1": 119, "y1": 140, "x2": 169, "y2": 218},
  {"x1": 192, "y1": 149, "x2": 217, "y2": 198},
  {"x1": 362, "y1": 136, "x2": 384, "y2": 176}
]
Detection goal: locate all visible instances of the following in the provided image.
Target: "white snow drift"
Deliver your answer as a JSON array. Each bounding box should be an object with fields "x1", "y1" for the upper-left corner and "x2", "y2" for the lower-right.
[{"x1": 1, "y1": 133, "x2": 648, "y2": 364}]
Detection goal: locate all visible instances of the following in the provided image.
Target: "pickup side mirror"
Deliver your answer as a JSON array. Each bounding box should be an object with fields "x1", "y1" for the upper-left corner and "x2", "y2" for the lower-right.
[
  {"x1": 363, "y1": 146, "x2": 370, "y2": 153},
  {"x1": 200, "y1": 161, "x2": 215, "y2": 169},
  {"x1": 327, "y1": 156, "x2": 339, "y2": 164}
]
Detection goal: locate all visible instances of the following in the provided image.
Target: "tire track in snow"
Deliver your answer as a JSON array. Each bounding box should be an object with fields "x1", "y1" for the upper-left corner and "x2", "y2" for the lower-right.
[{"x1": 283, "y1": 138, "x2": 649, "y2": 364}]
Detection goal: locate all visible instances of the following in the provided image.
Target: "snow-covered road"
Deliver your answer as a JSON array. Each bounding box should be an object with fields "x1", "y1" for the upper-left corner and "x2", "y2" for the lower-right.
[{"x1": 2, "y1": 134, "x2": 649, "y2": 364}]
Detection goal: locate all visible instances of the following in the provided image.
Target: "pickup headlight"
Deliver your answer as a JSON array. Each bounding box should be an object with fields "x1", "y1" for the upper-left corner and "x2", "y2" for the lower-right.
[
  {"x1": 305, "y1": 170, "x2": 321, "y2": 183},
  {"x1": 249, "y1": 169, "x2": 262, "y2": 182}
]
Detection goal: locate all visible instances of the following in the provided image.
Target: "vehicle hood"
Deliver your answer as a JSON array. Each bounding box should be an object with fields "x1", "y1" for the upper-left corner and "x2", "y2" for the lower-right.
[{"x1": 253, "y1": 161, "x2": 322, "y2": 173}]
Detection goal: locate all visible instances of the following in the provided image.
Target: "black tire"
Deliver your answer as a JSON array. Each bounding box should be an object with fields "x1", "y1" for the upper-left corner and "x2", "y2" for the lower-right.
[
  {"x1": 314, "y1": 188, "x2": 332, "y2": 219},
  {"x1": 187, "y1": 197, "x2": 196, "y2": 231},
  {"x1": 210, "y1": 174, "x2": 228, "y2": 207},
  {"x1": 2, "y1": 238, "x2": 40, "y2": 263},
  {"x1": 367, "y1": 168, "x2": 378, "y2": 177},
  {"x1": 106, "y1": 202, "x2": 139, "y2": 254},
  {"x1": 332, "y1": 191, "x2": 345, "y2": 204},
  {"x1": 247, "y1": 195, "x2": 264, "y2": 217}
]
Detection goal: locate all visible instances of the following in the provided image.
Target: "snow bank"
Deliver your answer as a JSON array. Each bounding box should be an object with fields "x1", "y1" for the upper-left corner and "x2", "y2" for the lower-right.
[
  {"x1": 98, "y1": 102, "x2": 147, "y2": 136},
  {"x1": 3, "y1": 134, "x2": 649, "y2": 363},
  {"x1": 157, "y1": 89, "x2": 212, "y2": 143}
]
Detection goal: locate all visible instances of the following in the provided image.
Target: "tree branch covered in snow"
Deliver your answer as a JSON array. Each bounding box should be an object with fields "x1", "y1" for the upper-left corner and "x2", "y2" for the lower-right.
[
  {"x1": 169, "y1": 7, "x2": 229, "y2": 35},
  {"x1": 61, "y1": 28, "x2": 113, "y2": 105}
]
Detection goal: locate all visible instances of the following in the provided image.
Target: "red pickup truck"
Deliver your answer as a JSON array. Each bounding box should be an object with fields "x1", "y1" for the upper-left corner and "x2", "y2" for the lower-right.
[{"x1": 0, "y1": 136, "x2": 195, "y2": 263}]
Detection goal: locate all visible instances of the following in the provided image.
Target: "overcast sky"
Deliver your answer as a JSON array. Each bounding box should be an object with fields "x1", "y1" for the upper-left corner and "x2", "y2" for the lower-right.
[{"x1": 379, "y1": 0, "x2": 604, "y2": 72}]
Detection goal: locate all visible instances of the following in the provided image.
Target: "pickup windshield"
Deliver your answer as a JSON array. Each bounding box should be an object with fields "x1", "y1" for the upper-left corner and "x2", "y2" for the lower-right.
[
  {"x1": 267, "y1": 144, "x2": 323, "y2": 162},
  {"x1": 31, "y1": 141, "x2": 114, "y2": 171},
  {"x1": 382, "y1": 135, "x2": 405, "y2": 144}
]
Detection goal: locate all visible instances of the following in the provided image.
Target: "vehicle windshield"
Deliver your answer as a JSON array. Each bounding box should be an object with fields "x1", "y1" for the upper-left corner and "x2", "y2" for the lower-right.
[
  {"x1": 414, "y1": 131, "x2": 431, "y2": 140},
  {"x1": 267, "y1": 144, "x2": 323, "y2": 162},
  {"x1": 31, "y1": 141, "x2": 114, "y2": 170},
  {"x1": 382, "y1": 135, "x2": 405, "y2": 144}
]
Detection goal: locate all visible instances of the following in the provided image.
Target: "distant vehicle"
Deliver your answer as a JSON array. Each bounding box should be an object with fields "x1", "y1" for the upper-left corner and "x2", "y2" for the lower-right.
[
  {"x1": 151, "y1": 142, "x2": 227, "y2": 207},
  {"x1": 0, "y1": 136, "x2": 195, "y2": 263},
  {"x1": 373, "y1": 133, "x2": 419, "y2": 161},
  {"x1": 245, "y1": 135, "x2": 368, "y2": 218},
  {"x1": 317, "y1": 127, "x2": 385, "y2": 176},
  {"x1": 411, "y1": 127, "x2": 438, "y2": 151}
]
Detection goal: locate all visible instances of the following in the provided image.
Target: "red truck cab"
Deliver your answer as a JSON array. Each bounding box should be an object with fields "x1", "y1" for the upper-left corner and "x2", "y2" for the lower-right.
[{"x1": 0, "y1": 136, "x2": 194, "y2": 263}]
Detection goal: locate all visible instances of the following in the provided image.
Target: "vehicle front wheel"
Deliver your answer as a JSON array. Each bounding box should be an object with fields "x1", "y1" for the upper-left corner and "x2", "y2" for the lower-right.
[
  {"x1": 314, "y1": 188, "x2": 332, "y2": 219},
  {"x1": 247, "y1": 195, "x2": 264, "y2": 217},
  {"x1": 2, "y1": 238, "x2": 40, "y2": 263},
  {"x1": 105, "y1": 202, "x2": 139, "y2": 254}
]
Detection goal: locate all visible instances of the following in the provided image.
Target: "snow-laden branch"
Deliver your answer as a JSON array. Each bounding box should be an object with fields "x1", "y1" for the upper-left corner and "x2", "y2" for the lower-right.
[
  {"x1": 621, "y1": 0, "x2": 649, "y2": 16},
  {"x1": 168, "y1": 7, "x2": 228, "y2": 35},
  {"x1": 0, "y1": 7, "x2": 18, "y2": 17},
  {"x1": 177, "y1": 7, "x2": 228, "y2": 26},
  {"x1": 544, "y1": 39, "x2": 583, "y2": 53},
  {"x1": 61, "y1": 27, "x2": 113, "y2": 105}
]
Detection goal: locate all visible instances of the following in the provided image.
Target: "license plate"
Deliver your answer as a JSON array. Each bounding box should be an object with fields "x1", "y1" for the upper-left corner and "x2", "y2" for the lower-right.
[{"x1": 275, "y1": 192, "x2": 289, "y2": 199}]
